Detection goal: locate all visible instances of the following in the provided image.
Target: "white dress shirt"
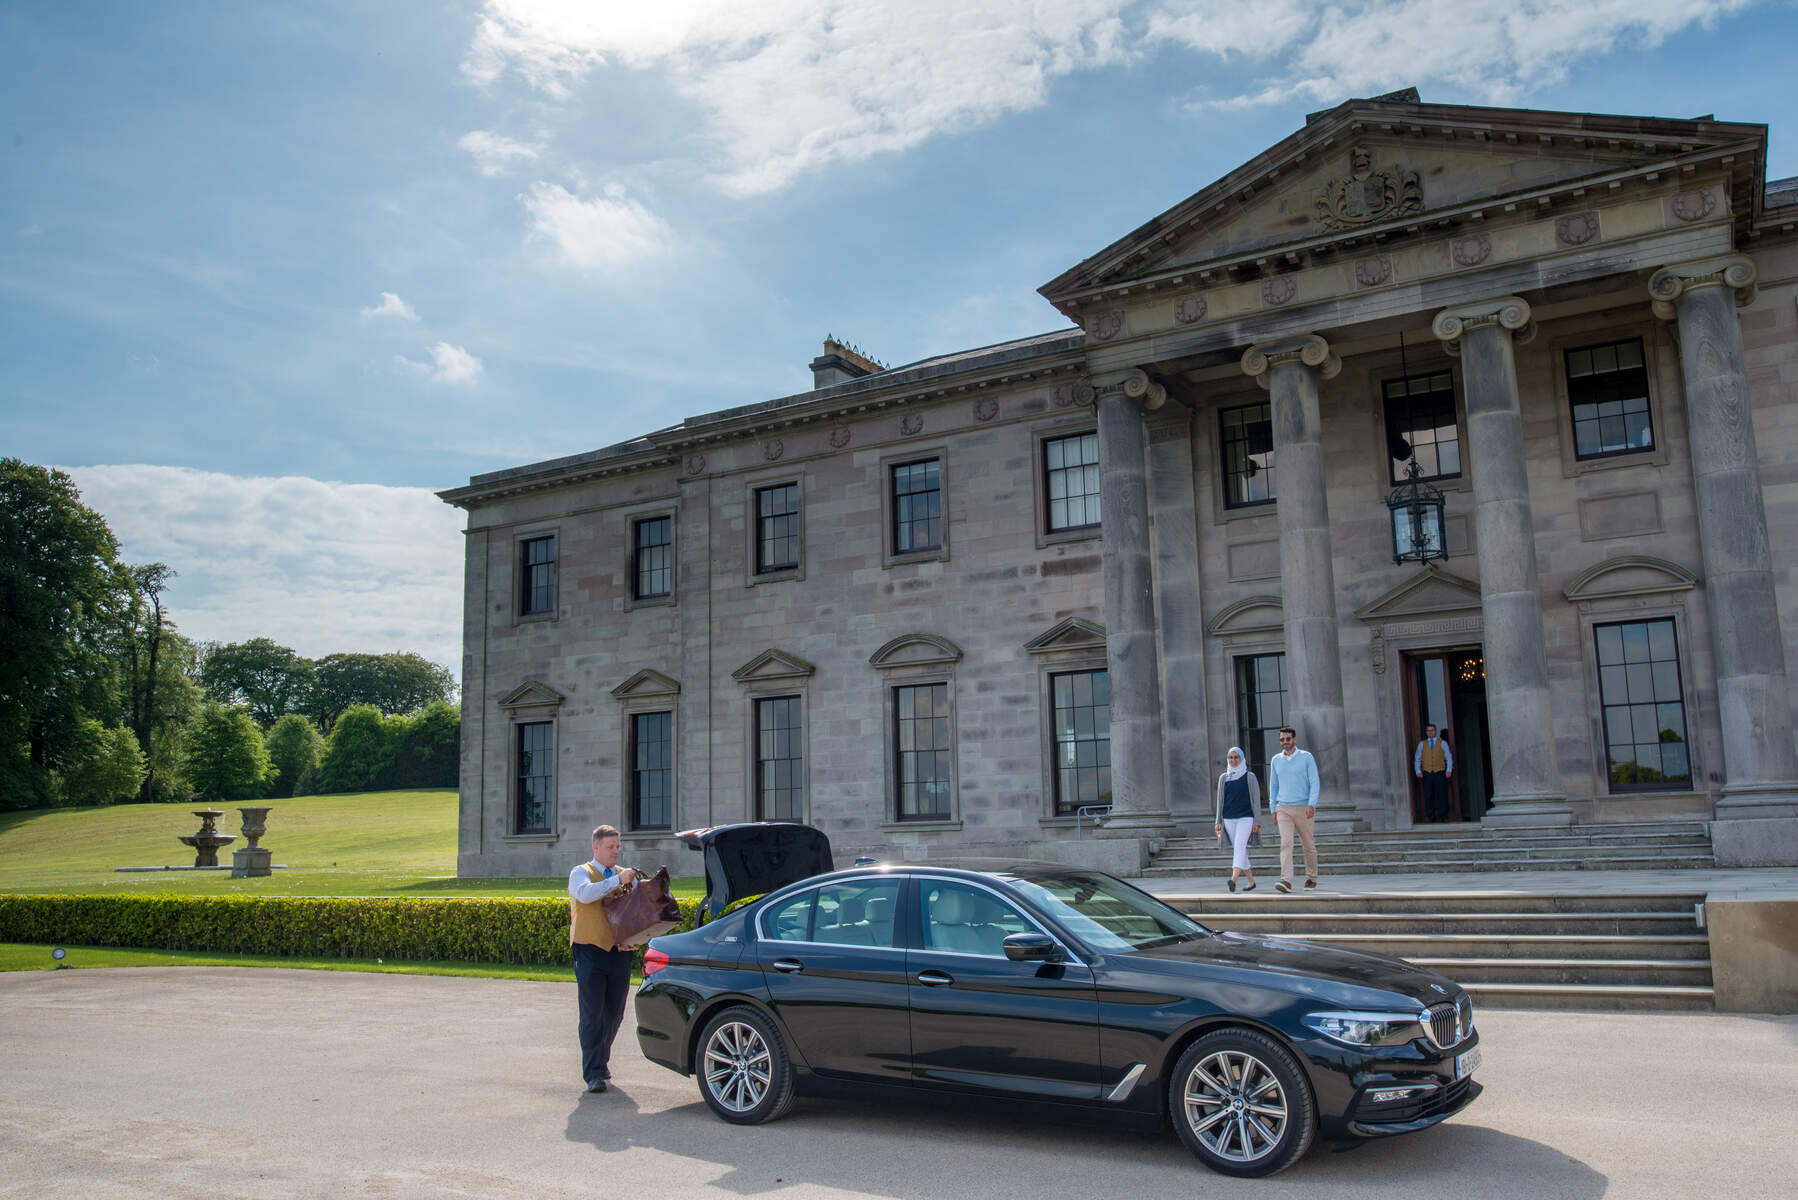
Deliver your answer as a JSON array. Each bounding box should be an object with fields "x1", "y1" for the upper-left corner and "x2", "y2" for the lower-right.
[{"x1": 568, "y1": 861, "x2": 628, "y2": 903}]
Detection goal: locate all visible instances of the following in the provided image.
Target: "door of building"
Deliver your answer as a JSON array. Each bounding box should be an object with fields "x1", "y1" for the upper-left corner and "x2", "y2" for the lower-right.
[{"x1": 1401, "y1": 648, "x2": 1493, "y2": 823}]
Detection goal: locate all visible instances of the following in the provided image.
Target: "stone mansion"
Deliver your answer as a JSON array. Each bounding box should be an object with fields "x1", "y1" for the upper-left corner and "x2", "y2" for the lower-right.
[{"x1": 441, "y1": 93, "x2": 1798, "y2": 876}]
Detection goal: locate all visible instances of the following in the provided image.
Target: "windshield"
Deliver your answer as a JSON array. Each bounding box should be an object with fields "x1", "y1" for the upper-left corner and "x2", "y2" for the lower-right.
[{"x1": 1007, "y1": 871, "x2": 1210, "y2": 953}]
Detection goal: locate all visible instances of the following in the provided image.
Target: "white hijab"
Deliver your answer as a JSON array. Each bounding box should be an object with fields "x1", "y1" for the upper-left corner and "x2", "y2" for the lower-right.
[{"x1": 1224, "y1": 747, "x2": 1248, "y2": 783}]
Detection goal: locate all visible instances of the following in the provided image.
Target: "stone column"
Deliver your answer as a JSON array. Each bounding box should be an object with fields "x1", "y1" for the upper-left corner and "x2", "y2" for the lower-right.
[
  {"x1": 1432, "y1": 297, "x2": 1570, "y2": 827},
  {"x1": 1078, "y1": 368, "x2": 1175, "y2": 834},
  {"x1": 1146, "y1": 406, "x2": 1211, "y2": 818},
  {"x1": 1240, "y1": 335, "x2": 1355, "y2": 836},
  {"x1": 1649, "y1": 255, "x2": 1798, "y2": 863}
]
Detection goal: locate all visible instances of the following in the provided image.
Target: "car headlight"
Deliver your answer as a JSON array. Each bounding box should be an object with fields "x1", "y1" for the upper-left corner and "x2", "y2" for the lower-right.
[{"x1": 1301, "y1": 1010, "x2": 1424, "y2": 1047}]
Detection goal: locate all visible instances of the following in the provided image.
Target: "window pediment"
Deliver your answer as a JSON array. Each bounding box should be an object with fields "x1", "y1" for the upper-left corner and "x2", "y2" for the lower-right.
[
  {"x1": 1563, "y1": 555, "x2": 1699, "y2": 602},
  {"x1": 869, "y1": 633, "x2": 963, "y2": 671},
  {"x1": 1355, "y1": 565, "x2": 1483, "y2": 621},
  {"x1": 1023, "y1": 616, "x2": 1106, "y2": 656},
  {"x1": 498, "y1": 680, "x2": 564, "y2": 712},
  {"x1": 731, "y1": 648, "x2": 817, "y2": 684},
  {"x1": 610, "y1": 668, "x2": 681, "y2": 700},
  {"x1": 1206, "y1": 596, "x2": 1284, "y2": 637}
]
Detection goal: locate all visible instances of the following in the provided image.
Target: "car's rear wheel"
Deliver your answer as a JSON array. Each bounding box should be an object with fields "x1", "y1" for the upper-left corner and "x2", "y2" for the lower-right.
[
  {"x1": 1169, "y1": 1028, "x2": 1315, "y2": 1177},
  {"x1": 696, "y1": 1007, "x2": 796, "y2": 1125}
]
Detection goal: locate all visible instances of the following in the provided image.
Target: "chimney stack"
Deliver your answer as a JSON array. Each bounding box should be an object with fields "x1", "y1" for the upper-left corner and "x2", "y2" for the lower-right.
[{"x1": 810, "y1": 336, "x2": 885, "y2": 389}]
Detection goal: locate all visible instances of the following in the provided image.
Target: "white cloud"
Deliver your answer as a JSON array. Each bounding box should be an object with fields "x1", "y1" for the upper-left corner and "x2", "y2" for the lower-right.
[
  {"x1": 464, "y1": 0, "x2": 1763, "y2": 193},
  {"x1": 18, "y1": 223, "x2": 45, "y2": 239},
  {"x1": 458, "y1": 129, "x2": 544, "y2": 176},
  {"x1": 519, "y1": 181, "x2": 671, "y2": 269},
  {"x1": 62, "y1": 465, "x2": 465, "y2": 670},
  {"x1": 361, "y1": 291, "x2": 420, "y2": 320},
  {"x1": 396, "y1": 342, "x2": 485, "y2": 386}
]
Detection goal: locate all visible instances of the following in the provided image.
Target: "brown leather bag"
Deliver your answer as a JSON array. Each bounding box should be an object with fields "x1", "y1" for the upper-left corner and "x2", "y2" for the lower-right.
[{"x1": 602, "y1": 864, "x2": 683, "y2": 945}]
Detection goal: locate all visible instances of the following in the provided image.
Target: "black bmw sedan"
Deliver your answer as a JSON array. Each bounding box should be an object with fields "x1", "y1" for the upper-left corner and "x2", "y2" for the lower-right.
[{"x1": 634, "y1": 859, "x2": 1481, "y2": 1177}]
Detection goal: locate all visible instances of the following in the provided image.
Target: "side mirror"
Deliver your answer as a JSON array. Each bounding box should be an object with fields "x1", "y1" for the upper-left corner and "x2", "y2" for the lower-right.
[{"x1": 1003, "y1": 932, "x2": 1059, "y2": 963}]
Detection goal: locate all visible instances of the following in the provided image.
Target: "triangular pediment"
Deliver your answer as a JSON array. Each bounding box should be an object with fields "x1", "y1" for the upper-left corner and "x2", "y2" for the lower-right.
[
  {"x1": 1563, "y1": 555, "x2": 1699, "y2": 601},
  {"x1": 497, "y1": 680, "x2": 565, "y2": 710},
  {"x1": 1023, "y1": 616, "x2": 1106, "y2": 656},
  {"x1": 1041, "y1": 97, "x2": 1766, "y2": 317},
  {"x1": 1356, "y1": 565, "x2": 1483, "y2": 621},
  {"x1": 1206, "y1": 596, "x2": 1284, "y2": 637},
  {"x1": 610, "y1": 668, "x2": 681, "y2": 700},
  {"x1": 868, "y1": 633, "x2": 964, "y2": 670},
  {"x1": 731, "y1": 648, "x2": 816, "y2": 684}
]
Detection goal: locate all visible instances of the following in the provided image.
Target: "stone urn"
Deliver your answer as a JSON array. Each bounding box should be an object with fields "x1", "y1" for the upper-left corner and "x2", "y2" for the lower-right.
[
  {"x1": 178, "y1": 809, "x2": 236, "y2": 868},
  {"x1": 232, "y1": 806, "x2": 274, "y2": 878}
]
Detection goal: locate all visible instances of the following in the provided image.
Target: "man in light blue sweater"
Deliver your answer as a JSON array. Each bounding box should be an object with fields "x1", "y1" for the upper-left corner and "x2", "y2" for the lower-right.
[{"x1": 1266, "y1": 725, "x2": 1321, "y2": 892}]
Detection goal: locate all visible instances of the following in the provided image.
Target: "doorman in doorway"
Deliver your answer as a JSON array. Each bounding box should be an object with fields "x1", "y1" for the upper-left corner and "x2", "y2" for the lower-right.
[{"x1": 1414, "y1": 724, "x2": 1454, "y2": 823}]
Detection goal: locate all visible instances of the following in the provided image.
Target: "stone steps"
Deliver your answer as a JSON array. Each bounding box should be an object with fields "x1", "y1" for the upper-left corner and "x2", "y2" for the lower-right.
[
  {"x1": 1142, "y1": 853, "x2": 1715, "y2": 875},
  {"x1": 1174, "y1": 892, "x2": 1712, "y2": 1011}
]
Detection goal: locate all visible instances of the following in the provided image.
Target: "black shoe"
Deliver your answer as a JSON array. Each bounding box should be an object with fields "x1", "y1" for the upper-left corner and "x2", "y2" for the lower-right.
[
  {"x1": 1227, "y1": 877, "x2": 1236, "y2": 892},
  {"x1": 587, "y1": 1079, "x2": 606, "y2": 1093},
  {"x1": 1275, "y1": 880, "x2": 1291, "y2": 894},
  {"x1": 600, "y1": 1068, "x2": 612, "y2": 1080},
  {"x1": 1242, "y1": 882, "x2": 1256, "y2": 892},
  {"x1": 1305, "y1": 878, "x2": 1318, "y2": 890}
]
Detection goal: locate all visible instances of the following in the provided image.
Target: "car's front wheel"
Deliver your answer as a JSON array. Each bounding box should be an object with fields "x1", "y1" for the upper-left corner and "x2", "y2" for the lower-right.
[
  {"x1": 695, "y1": 1006, "x2": 796, "y2": 1125},
  {"x1": 1169, "y1": 1028, "x2": 1316, "y2": 1177}
]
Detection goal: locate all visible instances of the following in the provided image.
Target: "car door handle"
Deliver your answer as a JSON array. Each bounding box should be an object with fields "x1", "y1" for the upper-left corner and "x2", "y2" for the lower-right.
[
  {"x1": 771, "y1": 958, "x2": 804, "y2": 973},
  {"x1": 915, "y1": 970, "x2": 954, "y2": 986}
]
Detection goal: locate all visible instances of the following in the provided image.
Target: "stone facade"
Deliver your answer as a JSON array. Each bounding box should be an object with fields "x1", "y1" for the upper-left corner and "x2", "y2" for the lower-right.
[{"x1": 442, "y1": 96, "x2": 1798, "y2": 874}]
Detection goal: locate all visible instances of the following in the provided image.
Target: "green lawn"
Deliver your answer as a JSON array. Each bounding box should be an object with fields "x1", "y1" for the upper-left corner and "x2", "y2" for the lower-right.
[
  {"x1": 0, "y1": 790, "x2": 702, "y2": 899},
  {"x1": 0, "y1": 942, "x2": 581, "y2": 982}
]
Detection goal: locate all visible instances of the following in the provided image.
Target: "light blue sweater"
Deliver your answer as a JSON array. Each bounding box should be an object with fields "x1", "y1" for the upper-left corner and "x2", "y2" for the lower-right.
[{"x1": 1266, "y1": 748, "x2": 1320, "y2": 807}]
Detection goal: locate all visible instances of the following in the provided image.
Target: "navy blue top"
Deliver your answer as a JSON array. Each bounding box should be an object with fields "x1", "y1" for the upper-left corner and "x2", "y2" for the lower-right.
[{"x1": 1220, "y1": 775, "x2": 1255, "y2": 820}]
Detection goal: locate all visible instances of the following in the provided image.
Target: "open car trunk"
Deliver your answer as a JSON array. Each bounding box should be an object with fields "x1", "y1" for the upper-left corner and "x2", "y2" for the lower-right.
[{"x1": 677, "y1": 821, "x2": 834, "y2": 923}]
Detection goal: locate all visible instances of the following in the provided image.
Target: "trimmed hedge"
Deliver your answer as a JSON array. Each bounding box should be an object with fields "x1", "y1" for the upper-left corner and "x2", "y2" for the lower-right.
[{"x1": 0, "y1": 894, "x2": 700, "y2": 971}]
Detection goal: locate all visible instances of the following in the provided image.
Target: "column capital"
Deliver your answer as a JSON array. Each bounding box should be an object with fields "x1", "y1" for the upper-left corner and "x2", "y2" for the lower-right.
[
  {"x1": 1240, "y1": 334, "x2": 1339, "y2": 390},
  {"x1": 1431, "y1": 296, "x2": 1535, "y2": 356},
  {"x1": 1648, "y1": 253, "x2": 1758, "y2": 320},
  {"x1": 1073, "y1": 367, "x2": 1166, "y2": 411}
]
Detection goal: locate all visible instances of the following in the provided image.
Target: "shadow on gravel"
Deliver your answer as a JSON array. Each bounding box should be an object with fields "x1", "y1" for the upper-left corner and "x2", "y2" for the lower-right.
[{"x1": 566, "y1": 1089, "x2": 1606, "y2": 1198}]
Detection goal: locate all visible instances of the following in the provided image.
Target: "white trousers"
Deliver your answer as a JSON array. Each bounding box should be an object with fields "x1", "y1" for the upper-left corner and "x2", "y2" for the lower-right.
[{"x1": 1222, "y1": 816, "x2": 1256, "y2": 871}]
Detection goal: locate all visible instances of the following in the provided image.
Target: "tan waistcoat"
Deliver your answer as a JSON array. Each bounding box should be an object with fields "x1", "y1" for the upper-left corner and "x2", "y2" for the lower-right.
[
  {"x1": 1418, "y1": 740, "x2": 1448, "y2": 773},
  {"x1": 569, "y1": 863, "x2": 618, "y2": 949}
]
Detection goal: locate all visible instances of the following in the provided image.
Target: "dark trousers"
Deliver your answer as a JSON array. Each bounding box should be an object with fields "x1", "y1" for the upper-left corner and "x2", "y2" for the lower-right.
[
  {"x1": 573, "y1": 942, "x2": 633, "y2": 1084},
  {"x1": 1420, "y1": 771, "x2": 1450, "y2": 823}
]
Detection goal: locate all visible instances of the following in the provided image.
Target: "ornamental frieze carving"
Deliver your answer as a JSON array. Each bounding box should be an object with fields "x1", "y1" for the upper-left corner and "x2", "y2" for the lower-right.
[
  {"x1": 1087, "y1": 310, "x2": 1125, "y2": 341},
  {"x1": 973, "y1": 397, "x2": 999, "y2": 422},
  {"x1": 828, "y1": 427, "x2": 851, "y2": 448},
  {"x1": 683, "y1": 455, "x2": 706, "y2": 475},
  {"x1": 900, "y1": 413, "x2": 924, "y2": 436},
  {"x1": 1174, "y1": 294, "x2": 1208, "y2": 324},
  {"x1": 1451, "y1": 233, "x2": 1491, "y2": 268},
  {"x1": 762, "y1": 438, "x2": 784, "y2": 461},
  {"x1": 1313, "y1": 144, "x2": 1423, "y2": 232},
  {"x1": 1556, "y1": 212, "x2": 1600, "y2": 247},
  {"x1": 1262, "y1": 276, "x2": 1297, "y2": 307},
  {"x1": 1052, "y1": 383, "x2": 1076, "y2": 408},
  {"x1": 1670, "y1": 189, "x2": 1716, "y2": 223},
  {"x1": 1354, "y1": 256, "x2": 1392, "y2": 288}
]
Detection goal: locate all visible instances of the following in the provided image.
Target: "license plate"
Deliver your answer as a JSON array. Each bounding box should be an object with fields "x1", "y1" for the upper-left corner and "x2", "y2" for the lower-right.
[{"x1": 1455, "y1": 1046, "x2": 1481, "y2": 1080}]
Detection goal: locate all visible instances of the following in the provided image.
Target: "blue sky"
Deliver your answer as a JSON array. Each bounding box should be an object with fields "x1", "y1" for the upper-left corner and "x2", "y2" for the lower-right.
[{"x1": 4, "y1": 0, "x2": 1795, "y2": 669}]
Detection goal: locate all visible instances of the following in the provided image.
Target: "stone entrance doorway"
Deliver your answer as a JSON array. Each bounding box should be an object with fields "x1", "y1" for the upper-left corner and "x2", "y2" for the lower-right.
[{"x1": 1402, "y1": 647, "x2": 1493, "y2": 823}]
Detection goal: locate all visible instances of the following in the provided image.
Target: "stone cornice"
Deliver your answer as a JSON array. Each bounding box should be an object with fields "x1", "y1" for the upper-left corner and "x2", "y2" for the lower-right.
[
  {"x1": 1432, "y1": 295, "x2": 1535, "y2": 355},
  {"x1": 1648, "y1": 253, "x2": 1759, "y2": 320},
  {"x1": 1242, "y1": 334, "x2": 1340, "y2": 388}
]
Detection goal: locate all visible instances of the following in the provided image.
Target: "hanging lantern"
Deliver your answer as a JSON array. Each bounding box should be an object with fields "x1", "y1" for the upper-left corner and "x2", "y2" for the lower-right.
[{"x1": 1387, "y1": 458, "x2": 1447, "y2": 563}]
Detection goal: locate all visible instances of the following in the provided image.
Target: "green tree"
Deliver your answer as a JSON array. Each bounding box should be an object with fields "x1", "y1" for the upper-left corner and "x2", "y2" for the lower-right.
[
  {"x1": 387, "y1": 701, "x2": 460, "y2": 789},
  {"x1": 115, "y1": 562, "x2": 183, "y2": 802},
  {"x1": 183, "y1": 702, "x2": 273, "y2": 802},
  {"x1": 314, "y1": 704, "x2": 396, "y2": 793},
  {"x1": 0, "y1": 460, "x2": 127, "y2": 810},
  {"x1": 200, "y1": 638, "x2": 312, "y2": 728},
  {"x1": 137, "y1": 632, "x2": 203, "y2": 802},
  {"x1": 51, "y1": 717, "x2": 147, "y2": 806},
  {"x1": 265, "y1": 712, "x2": 325, "y2": 798},
  {"x1": 307, "y1": 652, "x2": 456, "y2": 729}
]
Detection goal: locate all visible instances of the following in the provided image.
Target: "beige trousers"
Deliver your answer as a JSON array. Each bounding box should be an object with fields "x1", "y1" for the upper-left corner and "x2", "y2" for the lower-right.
[{"x1": 1275, "y1": 805, "x2": 1318, "y2": 883}]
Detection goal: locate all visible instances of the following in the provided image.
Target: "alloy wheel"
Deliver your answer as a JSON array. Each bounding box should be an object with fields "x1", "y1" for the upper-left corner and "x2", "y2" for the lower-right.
[
  {"x1": 1181, "y1": 1049, "x2": 1289, "y2": 1163},
  {"x1": 703, "y1": 1020, "x2": 773, "y2": 1114}
]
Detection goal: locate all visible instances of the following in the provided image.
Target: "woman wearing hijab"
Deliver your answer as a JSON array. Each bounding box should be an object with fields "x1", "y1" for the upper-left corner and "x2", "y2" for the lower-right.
[{"x1": 1213, "y1": 747, "x2": 1262, "y2": 892}]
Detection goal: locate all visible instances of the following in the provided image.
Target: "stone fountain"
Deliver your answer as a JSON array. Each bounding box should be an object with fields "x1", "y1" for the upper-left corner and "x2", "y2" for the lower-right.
[
  {"x1": 231, "y1": 806, "x2": 273, "y2": 878},
  {"x1": 178, "y1": 810, "x2": 236, "y2": 867}
]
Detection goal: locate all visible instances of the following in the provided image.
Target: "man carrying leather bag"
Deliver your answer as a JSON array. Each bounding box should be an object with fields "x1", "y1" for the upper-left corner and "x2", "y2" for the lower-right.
[
  {"x1": 603, "y1": 863, "x2": 682, "y2": 945},
  {"x1": 569, "y1": 824, "x2": 638, "y2": 1093}
]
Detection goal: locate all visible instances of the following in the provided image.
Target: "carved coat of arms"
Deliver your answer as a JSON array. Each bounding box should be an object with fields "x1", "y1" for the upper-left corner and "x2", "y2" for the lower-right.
[{"x1": 1314, "y1": 144, "x2": 1423, "y2": 232}]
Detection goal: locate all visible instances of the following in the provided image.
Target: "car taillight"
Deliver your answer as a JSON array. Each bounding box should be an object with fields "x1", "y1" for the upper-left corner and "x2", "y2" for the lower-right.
[{"x1": 641, "y1": 947, "x2": 670, "y2": 977}]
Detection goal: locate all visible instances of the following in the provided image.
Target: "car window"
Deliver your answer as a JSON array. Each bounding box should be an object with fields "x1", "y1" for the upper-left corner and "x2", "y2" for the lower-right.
[
  {"x1": 810, "y1": 879, "x2": 902, "y2": 948},
  {"x1": 763, "y1": 890, "x2": 814, "y2": 942},
  {"x1": 920, "y1": 881, "x2": 1034, "y2": 957},
  {"x1": 1007, "y1": 871, "x2": 1207, "y2": 953}
]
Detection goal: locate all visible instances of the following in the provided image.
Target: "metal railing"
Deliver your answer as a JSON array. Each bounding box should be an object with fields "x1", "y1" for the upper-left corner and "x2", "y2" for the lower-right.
[{"x1": 1074, "y1": 804, "x2": 1112, "y2": 840}]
